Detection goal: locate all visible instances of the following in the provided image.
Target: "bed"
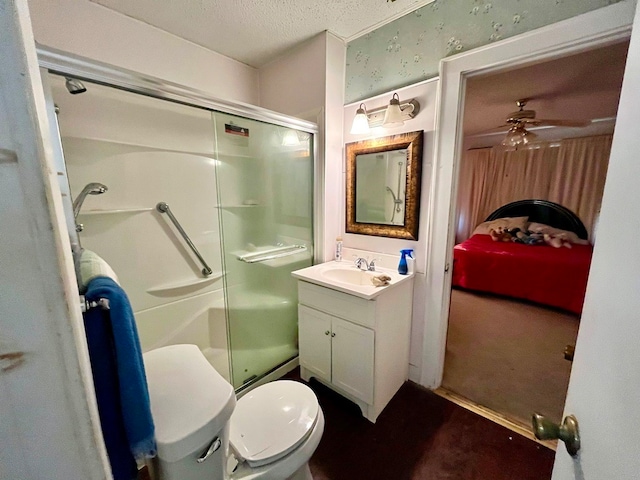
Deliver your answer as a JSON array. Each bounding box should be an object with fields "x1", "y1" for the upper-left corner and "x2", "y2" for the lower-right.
[{"x1": 452, "y1": 200, "x2": 593, "y2": 315}]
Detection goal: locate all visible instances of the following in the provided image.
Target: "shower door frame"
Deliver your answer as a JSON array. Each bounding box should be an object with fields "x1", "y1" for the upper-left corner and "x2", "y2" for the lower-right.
[
  {"x1": 38, "y1": 46, "x2": 323, "y2": 390},
  {"x1": 37, "y1": 45, "x2": 323, "y2": 264}
]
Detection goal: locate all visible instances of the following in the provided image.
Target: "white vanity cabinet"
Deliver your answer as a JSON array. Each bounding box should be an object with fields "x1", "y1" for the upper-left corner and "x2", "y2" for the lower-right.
[
  {"x1": 296, "y1": 278, "x2": 413, "y2": 423},
  {"x1": 298, "y1": 304, "x2": 375, "y2": 403}
]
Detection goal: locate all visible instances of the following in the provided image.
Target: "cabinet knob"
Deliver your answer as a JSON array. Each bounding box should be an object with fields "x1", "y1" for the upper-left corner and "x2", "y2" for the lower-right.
[
  {"x1": 325, "y1": 330, "x2": 330, "y2": 335},
  {"x1": 331, "y1": 332, "x2": 336, "y2": 337}
]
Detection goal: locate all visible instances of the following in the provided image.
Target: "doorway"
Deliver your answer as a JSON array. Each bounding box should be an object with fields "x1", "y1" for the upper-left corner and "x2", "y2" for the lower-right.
[
  {"x1": 420, "y1": 3, "x2": 635, "y2": 446},
  {"x1": 439, "y1": 41, "x2": 629, "y2": 434}
]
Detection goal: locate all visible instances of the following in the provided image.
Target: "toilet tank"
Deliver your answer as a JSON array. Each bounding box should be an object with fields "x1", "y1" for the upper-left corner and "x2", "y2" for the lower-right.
[{"x1": 144, "y1": 344, "x2": 236, "y2": 480}]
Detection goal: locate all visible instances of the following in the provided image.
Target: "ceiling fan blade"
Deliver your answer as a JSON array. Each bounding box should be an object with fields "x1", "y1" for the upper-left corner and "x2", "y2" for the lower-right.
[
  {"x1": 477, "y1": 123, "x2": 511, "y2": 133},
  {"x1": 525, "y1": 118, "x2": 591, "y2": 128}
]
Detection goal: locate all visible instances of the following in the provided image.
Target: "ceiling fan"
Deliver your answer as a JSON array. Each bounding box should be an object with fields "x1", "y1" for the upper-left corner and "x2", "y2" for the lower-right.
[{"x1": 494, "y1": 100, "x2": 588, "y2": 147}]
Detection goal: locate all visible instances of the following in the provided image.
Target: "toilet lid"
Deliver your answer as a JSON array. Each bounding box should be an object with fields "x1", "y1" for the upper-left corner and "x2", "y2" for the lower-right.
[{"x1": 229, "y1": 380, "x2": 319, "y2": 468}]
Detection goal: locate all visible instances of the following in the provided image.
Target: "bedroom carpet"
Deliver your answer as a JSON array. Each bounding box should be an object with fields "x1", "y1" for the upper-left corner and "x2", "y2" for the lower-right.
[
  {"x1": 442, "y1": 289, "x2": 579, "y2": 427},
  {"x1": 301, "y1": 373, "x2": 555, "y2": 480}
]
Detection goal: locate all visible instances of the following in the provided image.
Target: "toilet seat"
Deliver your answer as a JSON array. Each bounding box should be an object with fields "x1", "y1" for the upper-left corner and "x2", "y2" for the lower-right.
[{"x1": 229, "y1": 380, "x2": 319, "y2": 468}]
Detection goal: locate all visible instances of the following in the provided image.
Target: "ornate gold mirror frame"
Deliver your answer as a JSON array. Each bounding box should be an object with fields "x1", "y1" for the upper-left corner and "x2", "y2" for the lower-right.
[{"x1": 345, "y1": 130, "x2": 423, "y2": 239}]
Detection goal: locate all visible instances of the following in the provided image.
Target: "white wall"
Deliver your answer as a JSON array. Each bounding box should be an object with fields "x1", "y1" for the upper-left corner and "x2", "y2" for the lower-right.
[
  {"x1": 342, "y1": 78, "x2": 439, "y2": 381},
  {"x1": 27, "y1": 0, "x2": 260, "y2": 104},
  {"x1": 259, "y1": 34, "x2": 327, "y2": 121},
  {"x1": 323, "y1": 33, "x2": 348, "y2": 263}
]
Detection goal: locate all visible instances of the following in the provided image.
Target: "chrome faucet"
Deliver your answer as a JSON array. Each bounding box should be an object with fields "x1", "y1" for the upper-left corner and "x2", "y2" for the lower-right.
[
  {"x1": 354, "y1": 257, "x2": 369, "y2": 271},
  {"x1": 368, "y1": 258, "x2": 379, "y2": 271},
  {"x1": 354, "y1": 257, "x2": 378, "y2": 272}
]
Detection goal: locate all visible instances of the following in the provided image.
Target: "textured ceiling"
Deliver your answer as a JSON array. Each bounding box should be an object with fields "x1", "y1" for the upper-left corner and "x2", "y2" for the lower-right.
[
  {"x1": 463, "y1": 40, "x2": 629, "y2": 142},
  {"x1": 89, "y1": 0, "x2": 433, "y2": 67}
]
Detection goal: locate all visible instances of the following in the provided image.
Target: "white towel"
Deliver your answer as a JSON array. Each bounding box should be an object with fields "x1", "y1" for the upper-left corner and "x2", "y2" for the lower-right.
[{"x1": 78, "y1": 249, "x2": 120, "y2": 293}]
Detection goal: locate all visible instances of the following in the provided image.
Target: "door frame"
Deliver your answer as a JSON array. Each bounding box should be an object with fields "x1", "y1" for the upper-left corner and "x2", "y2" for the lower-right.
[{"x1": 420, "y1": 1, "x2": 635, "y2": 389}]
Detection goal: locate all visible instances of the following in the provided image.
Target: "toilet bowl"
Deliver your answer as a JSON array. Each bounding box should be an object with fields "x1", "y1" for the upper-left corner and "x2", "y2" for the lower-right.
[{"x1": 143, "y1": 344, "x2": 323, "y2": 480}]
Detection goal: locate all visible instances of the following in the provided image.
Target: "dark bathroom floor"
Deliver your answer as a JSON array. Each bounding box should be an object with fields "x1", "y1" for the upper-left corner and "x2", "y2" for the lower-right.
[{"x1": 287, "y1": 371, "x2": 555, "y2": 480}]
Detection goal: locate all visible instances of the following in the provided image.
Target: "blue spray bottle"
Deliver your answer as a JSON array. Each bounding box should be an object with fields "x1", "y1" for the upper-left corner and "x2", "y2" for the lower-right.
[{"x1": 398, "y1": 249, "x2": 414, "y2": 275}]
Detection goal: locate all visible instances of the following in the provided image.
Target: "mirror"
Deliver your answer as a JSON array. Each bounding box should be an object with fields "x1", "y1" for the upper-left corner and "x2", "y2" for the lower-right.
[{"x1": 346, "y1": 130, "x2": 423, "y2": 239}]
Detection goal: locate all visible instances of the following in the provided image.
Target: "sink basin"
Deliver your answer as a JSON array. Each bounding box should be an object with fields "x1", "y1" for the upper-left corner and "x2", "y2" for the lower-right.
[
  {"x1": 291, "y1": 261, "x2": 413, "y2": 300},
  {"x1": 321, "y1": 268, "x2": 377, "y2": 286}
]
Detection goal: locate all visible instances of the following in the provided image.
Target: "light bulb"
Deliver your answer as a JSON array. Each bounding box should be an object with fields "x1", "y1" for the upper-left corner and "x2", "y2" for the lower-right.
[
  {"x1": 382, "y1": 93, "x2": 404, "y2": 127},
  {"x1": 350, "y1": 103, "x2": 370, "y2": 134}
]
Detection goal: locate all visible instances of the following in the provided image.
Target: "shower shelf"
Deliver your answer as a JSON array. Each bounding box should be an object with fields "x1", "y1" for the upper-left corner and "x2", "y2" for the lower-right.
[
  {"x1": 78, "y1": 207, "x2": 153, "y2": 215},
  {"x1": 147, "y1": 272, "x2": 224, "y2": 295},
  {"x1": 215, "y1": 205, "x2": 266, "y2": 209}
]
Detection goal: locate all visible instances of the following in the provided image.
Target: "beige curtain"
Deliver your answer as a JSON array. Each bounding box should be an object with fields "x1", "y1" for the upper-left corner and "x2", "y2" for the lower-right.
[
  {"x1": 548, "y1": 135, "x2": 612, "y2": 237},
  {"x1": 456, "y1": 134, "x2": 612, "y2": 242},
  {"x1": 455, "y1": 148, "x2": 492, "y2": 243}
]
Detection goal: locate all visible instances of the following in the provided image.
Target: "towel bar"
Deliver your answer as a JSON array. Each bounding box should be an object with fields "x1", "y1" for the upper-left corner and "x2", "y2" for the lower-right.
[
  {"x1": 80, "y1": 295, "x2": 110, "y2": 312},
  {"x1": 238, "y1": 244, "x2": 307, "y2": 263}
]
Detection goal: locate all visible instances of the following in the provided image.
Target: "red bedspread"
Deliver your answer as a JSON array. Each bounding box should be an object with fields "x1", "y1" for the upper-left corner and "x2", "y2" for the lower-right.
[{"x1": 452, "y1": 234, "x2": 593, "y2": 315}]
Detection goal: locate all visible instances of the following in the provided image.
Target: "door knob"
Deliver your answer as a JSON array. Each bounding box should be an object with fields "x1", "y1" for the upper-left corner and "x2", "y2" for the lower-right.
[
  {"x1": 532, "y1": 413, "x2": 581, "y2": 456},
  {"x1": 324, "y1": 330, "x2": 330, "y2": 335}
]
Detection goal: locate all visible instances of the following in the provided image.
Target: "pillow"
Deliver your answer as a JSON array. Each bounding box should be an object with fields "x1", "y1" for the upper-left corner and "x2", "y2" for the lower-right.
[
  {"x1": 527, "y1": 222, "x2": 590, "y2": 245},
  {"x1": 472, "y1": 216, "x2": 529, "y2": 236}
]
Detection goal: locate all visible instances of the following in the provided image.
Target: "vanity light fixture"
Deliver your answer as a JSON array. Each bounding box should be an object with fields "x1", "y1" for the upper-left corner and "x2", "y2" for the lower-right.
[
  {"x1": 281, "y1": 129, "x2": 301, "y2": 146},
  {"x1": 350, "y1": 104, "x2": 371, "y2": 134},
  {"x1": 349, "y1": 94, "x2": 420, "y2": 134},
  {"x1": 382, "y1": 93, "x2": 404, "y2": 127}
]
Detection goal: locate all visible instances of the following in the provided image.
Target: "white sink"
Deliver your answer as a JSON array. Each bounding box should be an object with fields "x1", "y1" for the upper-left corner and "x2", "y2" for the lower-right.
[
  {"x1": 291, "y1": 261, "x2": 412, "y2": 300},
  {"x1": 321, "y1": 268, "x2": 377, "y2": 286}
]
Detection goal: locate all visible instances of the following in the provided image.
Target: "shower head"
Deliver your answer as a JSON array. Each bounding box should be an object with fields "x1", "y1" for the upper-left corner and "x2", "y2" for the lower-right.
[
  {"x1": 73, "y1": 182, "x2": 108, "y2": 219},
  {"x1": 65, "y1": 77, "x2": 87, "y2": 95}
]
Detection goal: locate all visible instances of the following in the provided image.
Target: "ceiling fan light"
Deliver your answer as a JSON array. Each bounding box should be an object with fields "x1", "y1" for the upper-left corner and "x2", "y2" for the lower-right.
[
  {"x1": 350, "y1": 103, "x2": 370, "y2": 134},
  {"x1": 383, "y1": 93, "x2": 404, "y2": 127},
  {"x1": 521, "y1": 129, "x2": 538, "y2": 144},
  {"x1": 501, "y1": 125, "x2": 537, "y2": 147}
]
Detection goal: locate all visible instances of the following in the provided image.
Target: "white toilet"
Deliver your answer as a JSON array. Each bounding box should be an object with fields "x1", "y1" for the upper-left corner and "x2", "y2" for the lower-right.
[{"x1": 143, "y1": 344, "x2": 324, "y2": 480}]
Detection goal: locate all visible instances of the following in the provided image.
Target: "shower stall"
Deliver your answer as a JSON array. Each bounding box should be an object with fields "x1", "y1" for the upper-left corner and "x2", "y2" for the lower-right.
[{"x1": 41, "y1": 54, "x2": 317, "y2": 390}]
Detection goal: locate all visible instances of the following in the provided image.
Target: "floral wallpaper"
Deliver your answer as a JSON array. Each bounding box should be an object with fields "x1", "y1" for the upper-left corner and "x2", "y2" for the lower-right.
[{"x1": 345, "y1": 0, "x2": 626, "y2": 103}]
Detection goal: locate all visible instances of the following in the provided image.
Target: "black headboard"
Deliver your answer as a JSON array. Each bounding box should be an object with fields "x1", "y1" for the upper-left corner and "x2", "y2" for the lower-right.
[{"x1": 485, "y1": 199, "x2": 589, "y2": 240}]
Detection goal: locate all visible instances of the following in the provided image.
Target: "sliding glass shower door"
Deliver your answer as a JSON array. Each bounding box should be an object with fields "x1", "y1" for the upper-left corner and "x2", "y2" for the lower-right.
[{"x1": 212, "y1": 112, "x2": 314, "y2": 388}]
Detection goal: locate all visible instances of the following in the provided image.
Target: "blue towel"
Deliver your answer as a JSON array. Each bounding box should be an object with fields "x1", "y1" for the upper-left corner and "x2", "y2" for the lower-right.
[{"x1": 84, "y1": 277, "x2": 156, "y2": 479}]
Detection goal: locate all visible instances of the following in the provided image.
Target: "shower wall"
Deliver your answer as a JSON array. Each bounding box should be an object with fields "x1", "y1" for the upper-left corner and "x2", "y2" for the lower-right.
[{"x1": 51, "y1": 75, "x2": 231, "y2": 380}]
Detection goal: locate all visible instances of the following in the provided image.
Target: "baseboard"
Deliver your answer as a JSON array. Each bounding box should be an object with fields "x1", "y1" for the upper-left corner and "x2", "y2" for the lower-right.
[{"x1": 434, "y1": 387, "x2": 557, "y2": 451}]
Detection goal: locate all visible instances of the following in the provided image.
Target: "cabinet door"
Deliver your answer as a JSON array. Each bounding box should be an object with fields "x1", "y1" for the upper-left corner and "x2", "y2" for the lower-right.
[
  {"x1": 298, "y1": 305, "x2": 332, "y2": 382},
  {"x1": 331, "y1": 317, "x2": 375, "y2": 404}
]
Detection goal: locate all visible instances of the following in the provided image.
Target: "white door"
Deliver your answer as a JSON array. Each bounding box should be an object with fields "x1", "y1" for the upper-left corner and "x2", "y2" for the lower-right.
[
  {"x1": 331, "y1": 316, "x2": 375, "y2": 404},
  {"x1": 0, "y1": 0, "x2": 109, "y2": 478},
  {"x1": 551, "y1": 6, "x2": 640, "y2": 478},
  {"x1": 298, "y1": 305, "x2": 332, "y2": 381}
]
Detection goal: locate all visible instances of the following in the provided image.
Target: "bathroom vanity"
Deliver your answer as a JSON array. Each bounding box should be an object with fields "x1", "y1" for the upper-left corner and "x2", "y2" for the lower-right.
[{"x1": 292, "y1": 261, "x2": 413, "y2": 423}]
